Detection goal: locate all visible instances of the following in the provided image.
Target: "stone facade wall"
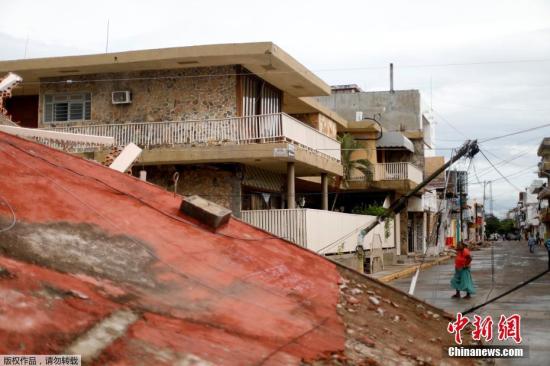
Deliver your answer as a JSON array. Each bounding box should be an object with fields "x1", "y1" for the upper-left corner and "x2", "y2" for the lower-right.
[
  {"x1": 290, "y1": 112, "x2": 338, "y2": 139},
  {"x1": 317, "y1": 113, "x2": 338, "y2": 139},
  {"x1": 38, "y1": 66, "x2": 238, "y2": 126},
  {"x1": 140, "y1": 164, "x2": 241, "y2": 215}
]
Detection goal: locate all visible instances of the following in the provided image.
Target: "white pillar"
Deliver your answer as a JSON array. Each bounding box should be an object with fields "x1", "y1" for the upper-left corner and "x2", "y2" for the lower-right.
[{"x1": 287, "y1": 162, "x2": 296, "y2": 209}]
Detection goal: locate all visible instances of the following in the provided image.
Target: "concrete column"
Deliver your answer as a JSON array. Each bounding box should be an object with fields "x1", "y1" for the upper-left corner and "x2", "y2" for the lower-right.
[
  {"x1": 287, "y1": 162, "x2": 296, "y2": 209},
  {"x1": 321, "y1": 173, "x2": 329, "y2": 210},
  {"x1": 422, "y1": 211, "x2": 427, "y2": 253}
]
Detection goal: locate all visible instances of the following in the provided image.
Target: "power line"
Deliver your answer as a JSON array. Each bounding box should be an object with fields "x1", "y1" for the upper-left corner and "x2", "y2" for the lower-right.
[
  {"x1": 430, "y1": 109, "x2": 469, "y2": 139},
  {"x1": 468, "y1": 165, "x2": 538, "y2": 185},
  {"x1": 0, "y1": 194, "x2": 16, "y2": 233},
  {"x1": 468, "y1": 150, "x2": 532, "y2": 182},
  {"x1": 16, "y1": 57, "x2": 550, "y2": 86},
  {"x1": 479, "y1": 123, "x2": 550, "y2": 143},
  {"x1": 479, "y1": 149, "x2": 522, "y2": 192},
  {"x1": 463, "y1": 269, "x2": 550, "y2": 315}
]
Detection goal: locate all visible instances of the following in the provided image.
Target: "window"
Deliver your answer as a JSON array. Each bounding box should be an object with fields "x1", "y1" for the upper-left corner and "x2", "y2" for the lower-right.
[
  {"x1": 240, "y1": 71, "x2": 281, "y2": 116},
  {"x1": 44, "y1": 93, "x2": 91, "y2": 123}
]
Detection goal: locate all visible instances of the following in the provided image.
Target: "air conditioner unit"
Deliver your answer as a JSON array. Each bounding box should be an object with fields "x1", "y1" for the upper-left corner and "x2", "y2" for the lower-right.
[{"x1": 112, "y1": 91, "x2": 132, "y2": 104}]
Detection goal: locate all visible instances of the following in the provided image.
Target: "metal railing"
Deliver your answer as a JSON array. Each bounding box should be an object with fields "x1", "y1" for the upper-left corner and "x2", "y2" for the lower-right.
[
  {"x1": 349, "y1": 162, "x2": 423, "y2": 184},
  {"x1": 43, "y1": 113, "x2": 341, "y2": 160},
  {"x1": 242, "y1": 209, "x2": 308, "y2": 247},
  {"x1": 0, "y1": 124, "x2": 114, "y2": 152},
  {"x1": 374, "y1": 162, "x2": 423, "y2": 183},
  {"x1": 241, "y1": 208, "x2": 395, "y2": 254}
]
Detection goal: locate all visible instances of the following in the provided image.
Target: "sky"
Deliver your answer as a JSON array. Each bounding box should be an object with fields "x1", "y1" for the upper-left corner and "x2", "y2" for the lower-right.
[{"x1": 2, "y1": 0, "x2": 550, "y2": 217}]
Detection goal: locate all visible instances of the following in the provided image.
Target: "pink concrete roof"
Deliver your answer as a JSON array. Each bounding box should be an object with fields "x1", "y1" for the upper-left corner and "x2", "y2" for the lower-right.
[{"x1": 0, "y1": 132, "x2": 475, "y2": 365}]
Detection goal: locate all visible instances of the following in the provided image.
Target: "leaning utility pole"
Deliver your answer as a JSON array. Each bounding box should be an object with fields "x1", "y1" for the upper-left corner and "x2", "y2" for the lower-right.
[
  {"x1": 458, "y1": 174, "x2": 463, "y2": 242},
  {"x1": 357, "y1": 139, "x2": 480, "y2": 242}
]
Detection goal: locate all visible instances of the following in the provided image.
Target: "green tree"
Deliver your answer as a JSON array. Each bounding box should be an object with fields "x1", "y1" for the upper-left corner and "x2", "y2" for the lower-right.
[
  {"x1": 498, "y1": 219, "x2": 515, "y2": 235},
  {"x1": 331, "y1": 133, "x2": 373, "y2": 210},
  {"x1": 485, "y1": 214, "x2": 500, "y2": 236}
]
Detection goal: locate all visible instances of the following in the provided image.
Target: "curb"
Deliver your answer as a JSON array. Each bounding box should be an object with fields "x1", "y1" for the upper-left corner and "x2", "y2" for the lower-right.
[{"x1": 376, "y1": 255, "x2": 452, "y2": 283}]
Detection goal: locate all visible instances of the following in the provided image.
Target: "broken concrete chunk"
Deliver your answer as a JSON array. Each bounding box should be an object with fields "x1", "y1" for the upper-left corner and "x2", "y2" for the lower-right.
[
  {"x1": 338, "y1": 277, "x2": 349, "y2": 285},
  {"x1": 0, "y1": 267, "x2": 14, "y2": 279},
  {"x1": 368, "y1": 296, "x2": 380, "y2": 306},
  {"x1": 376, "y1": 307, "x2": 384, "y2": 316},
  {"x1": 361, "y1": 336, "x2": 375, "y2": 347},
  {"x1": 350, "y1": 288, "x2": 363, "y2": 295},
  {"x1": 65, "y1": 309, "x2": 139, "y2": 363},
  {"x1": 180, "y1": 195, "x2": 232, "y2": 230}
]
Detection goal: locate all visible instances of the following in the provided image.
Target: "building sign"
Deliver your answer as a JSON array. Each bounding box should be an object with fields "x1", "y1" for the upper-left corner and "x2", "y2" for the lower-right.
[{"x1": 273, "y1": 144, "x2": 295, "y2": 158}]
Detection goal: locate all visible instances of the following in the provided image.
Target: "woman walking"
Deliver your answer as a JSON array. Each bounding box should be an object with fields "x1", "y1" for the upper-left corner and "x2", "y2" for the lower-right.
[{"x1": 451, "y1": 242, "x2": 476, "y2": 299}]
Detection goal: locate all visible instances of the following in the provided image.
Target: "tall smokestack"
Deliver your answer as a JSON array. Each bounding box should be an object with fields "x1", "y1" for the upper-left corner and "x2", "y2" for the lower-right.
[{"x1": 389, "y1": 63, "x2": 394, "y2": 93}]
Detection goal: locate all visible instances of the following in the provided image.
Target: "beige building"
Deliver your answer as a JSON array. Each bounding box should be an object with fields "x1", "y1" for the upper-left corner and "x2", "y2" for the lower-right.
[
  {"x1": 0, "y1": 42, "x2": 346, "y2": 216},
  {"x1": 316, "y1": 86, "x2": 439, "y2": 257}
]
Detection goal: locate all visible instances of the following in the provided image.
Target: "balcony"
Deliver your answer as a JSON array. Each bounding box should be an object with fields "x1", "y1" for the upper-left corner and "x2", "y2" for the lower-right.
[
  {"x1": 43, "y1": 113, "x2": 340, "y2": 160},
  {"x1": 241, "y1": 208, "x2": 396, "y2": 255},
  {"x1": 348, "y1": 162, "x2": 423, "y2": 193},
  {"x1": 373, "y1": 162, "x2": 423, "y2": 183},
  {"x1": 350, "y1": 162, "x2": 423, "y2": 183}
]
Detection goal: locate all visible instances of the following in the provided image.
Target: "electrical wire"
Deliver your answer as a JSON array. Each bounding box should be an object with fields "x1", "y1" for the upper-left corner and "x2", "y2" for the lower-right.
[
  {"x1": 0, "y1": 138, "x2": 285, "y2": 242},
  {"x1": 0, "y1": 194, "x2": 16, "y2": 233},
  {"x1": 16, "y1": 57, "x2": 550, "y2": 87},
  {"x1": 463, "y1": 269, "x2": 550, "y2": 316},
  {"x1": 479, "y1": 123, "x2": 550, "y2": 144},
  {"x1": 430, "y1": 109, "x2": 469, "y2": 139},
  {"x1": 479, "y1": 149, "x2": 522, "y2": 192}
]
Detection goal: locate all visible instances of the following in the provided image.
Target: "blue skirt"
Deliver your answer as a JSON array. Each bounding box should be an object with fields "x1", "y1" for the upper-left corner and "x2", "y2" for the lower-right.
[{"x1": 451, "y1": 268, "x2": 476, "y2": 294}]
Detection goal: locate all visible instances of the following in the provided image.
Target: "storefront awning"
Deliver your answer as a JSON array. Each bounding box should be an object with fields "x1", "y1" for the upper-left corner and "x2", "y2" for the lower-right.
[{"x1": 376, "y1": 131, "x2": 414, "y2": 152}]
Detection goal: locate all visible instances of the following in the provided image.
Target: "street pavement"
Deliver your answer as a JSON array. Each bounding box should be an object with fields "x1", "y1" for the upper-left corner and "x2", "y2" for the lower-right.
[{"x1": 390, "y1": 241, "x2": 550, "y2": 365}]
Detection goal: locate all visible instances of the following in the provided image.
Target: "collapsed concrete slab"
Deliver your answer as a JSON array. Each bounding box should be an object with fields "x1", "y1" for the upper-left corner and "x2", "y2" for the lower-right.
[{"x1": 0, "y1": 132, "x2": 482, "y2": 365}]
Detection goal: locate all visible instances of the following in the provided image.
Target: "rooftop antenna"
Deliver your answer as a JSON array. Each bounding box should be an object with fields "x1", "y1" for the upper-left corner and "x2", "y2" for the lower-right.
[
  {"x1": 389, "y1": 63, "x2": 394, "y2": 93},
  {"x1": 105, "y1": 19, "x2": 110, "y2": 53},
  {"x1": 24, "y1": 33, "x2": 30, "y2": 59}
]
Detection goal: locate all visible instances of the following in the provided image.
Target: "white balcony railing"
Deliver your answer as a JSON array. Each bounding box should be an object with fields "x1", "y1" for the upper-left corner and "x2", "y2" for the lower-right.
[
  {"x1": 241, "y1": 208, "x2": 396, "y2": 254},
  {"x1": 349, "y1": 162, "x2": 423, "y2": 184},
  {"x1": 43, "y1": 113, "x2": 340, "y2": 161},
  {"x1": 374, "y1": 162, "x2": 423, "y2": 183},
  {"x1": 0, "y1": 124, "x2": 114, "y2": 151}
]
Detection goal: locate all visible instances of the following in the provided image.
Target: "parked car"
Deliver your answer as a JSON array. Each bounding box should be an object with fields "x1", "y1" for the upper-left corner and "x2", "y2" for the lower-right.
[
  {"x1": 488, "y1": 233, "x2": 500, "y2": 241},
  {"x1": 505, "y1": 233, "x2": 521, "y2": 241}
]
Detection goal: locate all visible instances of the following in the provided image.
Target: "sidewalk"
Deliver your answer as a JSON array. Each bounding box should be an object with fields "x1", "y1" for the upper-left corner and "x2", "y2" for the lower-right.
[{"x1": 368, "y1": 254, "x2": 452, "y2": 283}]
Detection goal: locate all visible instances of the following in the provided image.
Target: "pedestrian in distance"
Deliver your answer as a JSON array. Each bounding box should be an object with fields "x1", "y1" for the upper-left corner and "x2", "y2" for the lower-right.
[
  {"x1": 528, "y1": 234, "x2": 536, "y2": 254},
  {"x1": 545, "y1": 238, "x2": 550, "y2": 270},
  {"x1": 451, "y1": 241, "x2": 476, "y2": 299}
]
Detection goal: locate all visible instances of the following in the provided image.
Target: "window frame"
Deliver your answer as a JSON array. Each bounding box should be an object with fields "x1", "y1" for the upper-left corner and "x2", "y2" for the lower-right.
[{"x1": 43, "y1": 91, "x2": 92, "y2": 123}]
